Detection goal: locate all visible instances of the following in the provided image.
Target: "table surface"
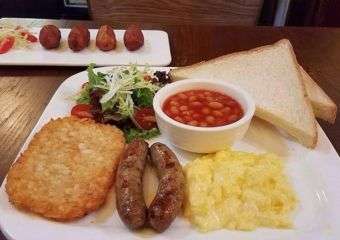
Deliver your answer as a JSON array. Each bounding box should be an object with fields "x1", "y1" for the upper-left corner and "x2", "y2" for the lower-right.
[{"x1": 0, "y1": 18, "x2": 339, "y2": 239}]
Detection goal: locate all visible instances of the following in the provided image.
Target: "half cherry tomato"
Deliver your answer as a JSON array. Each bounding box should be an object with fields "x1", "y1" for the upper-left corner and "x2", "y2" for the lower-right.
[
  {"x1": 143, "y1": 75, "x2": 152, "y2": 81},
  {"x1": 21, "y1": 32, "x2": 38, "y2": 42},
  {"x1": 133, "y1": 107, "x2": 157, "y2": 130},
  {"x1": 71, "y1": 104, "x2": 94, "y2": 119},
  {"x1": 0, "y1": 37, "x2": 15, "y2": 54}
]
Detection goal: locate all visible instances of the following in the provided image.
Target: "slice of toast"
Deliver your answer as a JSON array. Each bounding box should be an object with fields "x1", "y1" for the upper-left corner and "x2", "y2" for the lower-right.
[
  {"x1": 299, "y1": 66, "x2": 337, "y2": 124},
  {"x1": 169, "y1": 39, "x2": 318, "y2": 148}
]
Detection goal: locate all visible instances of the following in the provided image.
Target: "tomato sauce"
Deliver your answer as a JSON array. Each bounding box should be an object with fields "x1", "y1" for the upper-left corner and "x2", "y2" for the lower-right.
[{"x1": 162, "y1": 90, "x2": 244, "y2": 127}]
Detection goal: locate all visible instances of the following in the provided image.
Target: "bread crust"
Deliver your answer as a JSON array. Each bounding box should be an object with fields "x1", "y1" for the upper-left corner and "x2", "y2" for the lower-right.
[
  {"x1": 299, "y1": 66, "x2": 337, "y2": 124},
  {"x1": 312, "y1": 101, "x2": 337, "y2": 124},
  {"x1": 169, "y1": 40, "x2": 300, "y2": 80},
  {"x1": 283, "y1": 40, "x2": 317, "y2": 148}
]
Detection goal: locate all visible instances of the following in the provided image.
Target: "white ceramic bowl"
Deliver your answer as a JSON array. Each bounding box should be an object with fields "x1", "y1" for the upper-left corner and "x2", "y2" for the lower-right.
[{"x1": 153, "y1": 79, "x2": 255, "y2": 153}]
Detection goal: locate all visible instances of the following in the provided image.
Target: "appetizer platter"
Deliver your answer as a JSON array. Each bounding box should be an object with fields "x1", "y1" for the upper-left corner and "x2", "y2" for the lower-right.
[
  {"x1": 0, "y1": 39, "x2": 340, "y2": 240},
  {"x1": 0, "y1": 22, "x2": 171, "y2": 66}
]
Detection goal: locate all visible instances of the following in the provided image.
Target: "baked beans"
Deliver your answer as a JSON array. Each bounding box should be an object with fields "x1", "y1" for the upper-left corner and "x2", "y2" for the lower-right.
[{"x1": 163, "y1": 90, "x2": 243, "y2": 127}]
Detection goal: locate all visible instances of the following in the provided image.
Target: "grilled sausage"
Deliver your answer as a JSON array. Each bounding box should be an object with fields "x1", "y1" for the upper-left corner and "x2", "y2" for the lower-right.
[
  {"x1": 68, "y1": 24, "x2": 90, "y2": 52},
  {"x1": 148, "y1": 143, "x2": 185, "y2": 232},
  {"x1": 115, "y1": 139, "x2": 148, "y2": 230}
]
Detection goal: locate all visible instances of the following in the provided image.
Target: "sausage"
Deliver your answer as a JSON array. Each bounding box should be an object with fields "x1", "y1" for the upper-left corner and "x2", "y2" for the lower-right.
[
  {"x1": 68, "y1": 24, "x2": 90, "y2": 52},
  {"x1": 39, "y1": 25, "x2": 61, "y2": 49},
  {"x1": 115, "y1": 139, "x2": 148, "y2": 230},
  {"x1": 148, "y1": 143, "x2": 185, "y2": 232},
  {"x1": 96, "y1": 25, "x2": 116, "y2": 51}
]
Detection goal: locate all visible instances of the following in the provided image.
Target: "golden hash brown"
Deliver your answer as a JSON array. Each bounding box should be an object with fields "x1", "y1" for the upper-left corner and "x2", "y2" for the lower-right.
[{"x1": 5, "y1": 117, "x2": 125, "y2": 221}]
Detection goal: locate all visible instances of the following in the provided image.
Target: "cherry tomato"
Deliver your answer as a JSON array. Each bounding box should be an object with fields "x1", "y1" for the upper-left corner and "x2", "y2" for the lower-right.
[
  {"x1": 134, "y1": 107, "x2": 157, "y2": 130},
  {"x1": 143, "y1": 75, "x2": 152, "y2": 81},
  {"x1": 0, "y1": 37, "x2": 15, "y2": 54},
  {"x1": 21, "y1": 32, "x2": 38, "y2": 42},
  {"x1": 15, "y1": 26, "x2": 37, "y2": 42},
  {"x1": 71, "y1": 104, "x2": 94, "y2": 119}
]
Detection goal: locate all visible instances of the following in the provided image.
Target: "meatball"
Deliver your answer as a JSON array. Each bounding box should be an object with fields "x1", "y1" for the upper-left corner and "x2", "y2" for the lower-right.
[
  {"x1": 124, "y1": 25, "x2": 144, "y2": 51},
  {"x1": 68, "y1": 24, "x2": 90, "y2": 52},
  {"x1": 39, "y1": 25, "x2": 61, "y2": 49},
  {"x1": 96, "y1": 25, "x2": 116, "y2": 51}
]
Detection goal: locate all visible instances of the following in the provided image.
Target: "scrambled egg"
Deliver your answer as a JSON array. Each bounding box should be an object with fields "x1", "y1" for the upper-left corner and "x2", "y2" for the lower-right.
[{"x1": 184, "y1": 149, "x2": 297, "y2": 232}]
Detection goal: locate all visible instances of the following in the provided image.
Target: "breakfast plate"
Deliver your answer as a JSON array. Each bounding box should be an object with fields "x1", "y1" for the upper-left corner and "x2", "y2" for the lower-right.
[
  {"x1": 0, "y1": 21, "x2": 171, "y2": 66},
  {"x1": 0, "y1": 66, "x2": 340, "y2": 240}
]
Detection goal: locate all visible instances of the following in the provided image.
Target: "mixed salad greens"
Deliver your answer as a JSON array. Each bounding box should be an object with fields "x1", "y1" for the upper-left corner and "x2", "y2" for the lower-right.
[{"x1": 72, "y1": 64, "x2": 170, "y2": 142}]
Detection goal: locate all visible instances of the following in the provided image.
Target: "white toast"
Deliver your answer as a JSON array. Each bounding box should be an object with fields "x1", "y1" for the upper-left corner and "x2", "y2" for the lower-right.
[
  {"x1": 299, "y1": 66, "x2": 337, "y2": 124},
  {"x1": 169, "y1": 39, "x2": 318, "y2": 148}
]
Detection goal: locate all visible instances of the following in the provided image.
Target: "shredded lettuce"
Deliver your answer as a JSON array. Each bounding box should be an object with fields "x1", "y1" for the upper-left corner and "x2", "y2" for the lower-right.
[
  {"x1": 87, "y1": 63, "x2": 106, "y2": 86},
  {"x1": 132, "y1": 88, "x2": 154, "y2": 107},
  {"x1": 124, "y1": 127, "x2": 160, "y2": 143},
  {"x1": 0, "y1": 24, "x2": 33, "y2": 49},
  {"x1": 75, "y1": 84, "x2": 91, "y2": 104},
  {"x1": 76, "y1": 64, "x2": 160, "y2": 119},
  {"x1": 75, "y1": 64, "x2": 162, "y2": 142}
]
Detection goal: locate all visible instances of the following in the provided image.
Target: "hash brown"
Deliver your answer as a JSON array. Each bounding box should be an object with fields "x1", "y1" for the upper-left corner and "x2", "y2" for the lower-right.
[{"x1": 5, "y1": 117, "x2": 125, "y2": 221}]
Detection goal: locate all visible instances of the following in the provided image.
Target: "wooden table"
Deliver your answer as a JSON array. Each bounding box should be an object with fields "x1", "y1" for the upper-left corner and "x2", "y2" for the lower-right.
[{"x1": 0, "y1": 18, "x2": 339, "y2": 239}]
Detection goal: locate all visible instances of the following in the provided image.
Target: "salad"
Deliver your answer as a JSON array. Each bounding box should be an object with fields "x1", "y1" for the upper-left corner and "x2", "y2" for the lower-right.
[
  {"x1": 0, "y1": 24, "x2": 37, "y2": 54},
  {"x1": 71, "y1": 64, "x2": 171, "y2": 142}
]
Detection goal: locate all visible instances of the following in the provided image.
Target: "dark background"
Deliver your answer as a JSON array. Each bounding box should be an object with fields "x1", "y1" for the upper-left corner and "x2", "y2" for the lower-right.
[{"x1": 1, "y1": 0, "x2": 340, "y2": 26}]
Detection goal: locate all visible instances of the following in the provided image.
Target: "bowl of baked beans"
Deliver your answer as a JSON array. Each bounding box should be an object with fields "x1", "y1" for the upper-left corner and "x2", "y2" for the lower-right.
[{"x1": 153, "y1": 79, "x2": 255, "y2": 153}]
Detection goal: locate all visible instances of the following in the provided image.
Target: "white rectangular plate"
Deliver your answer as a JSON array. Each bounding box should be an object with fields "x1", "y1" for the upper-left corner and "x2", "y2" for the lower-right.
[
  {"x1": 0, "y1": 27, "x2": 171, "y2": 66},
  {"x1": 1, "y1": 67, "x2": 340, "y2": 240}
]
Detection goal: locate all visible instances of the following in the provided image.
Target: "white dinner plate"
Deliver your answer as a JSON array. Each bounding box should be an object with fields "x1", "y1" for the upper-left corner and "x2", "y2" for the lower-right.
[
  {"x1": 0, "y1": 26, "x2": 171, "y2": 66},
  {"x1": 0, "y1": 67, "x2": 340, "y2": 240}
]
